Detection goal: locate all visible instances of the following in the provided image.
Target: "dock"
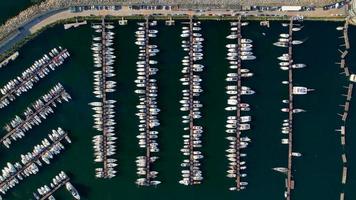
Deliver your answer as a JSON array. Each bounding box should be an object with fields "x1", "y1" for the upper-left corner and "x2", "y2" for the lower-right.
[
  {"x1": 134, "y1": 16, "x2": 160, "y2": 186},
  {"x1": 118, "y1": 17, "x2": 127, "y2": 25},
  {"x1": 188, "y1": 16, "x2": 195, "y2": 185},
  {"x1": 39, "y1": 177, "x2": 69, "y2": 200},
  {"x1": 340, "y1": 50, "x2": 348, "y2": 59},
  {"x1": 342, "y1": 167, "x2": 347, "y2": 184},
  {"x1": 224, "y1": 17, "x2": 255, "y2": 191},
  {"x1": 34, "y1": 170, "x2": 80, "y2": 200},
  {"x1": 343, "y1": 20, "x2": 349, "y2": 50},
  {"x1": 337, "y1": 126, "x2": 347, "y2": 146},
  {"x1": 343, "y1": 67, "x2": 350, "y2": 76},
  {"x1": 0, "y1": 84, "x2": 70, "y2": 147},
  {"x1": 0, "y1": 131, "x2": 70, "y2": 189},
  {"x1": 342, "y1": 153, "x2": 347, "y2": 163},
  {"x1": 0, "y1": 49, "x2": 69, "y2": 109},
  {"x1": 338, "y1": 84, "x2": 353, "y2": 122},
  {"x1": 178, "y1": 15, "x2": 204, "y2": 186},
  {"x1": 234, "y1": 17, "x2": 243, "y2": 191},
  {"x1": 100, "y1": 18, "x2": 110, "y2": 179},
  {"x1": 338, "y1": 59, "x2": 345, "y2": 69},
  {"x1": 90, "y1": 17, "x2": 117, "y2": 179},
  {"x1": 286, "y1": 18, "x2": 294, "y2": 200},
  {"x1": 144, "y1": 16, "x2": 153, "y2": 183},
  {"x1": 346, "y1": 84, "x2": 353, "y2": 101},
  {"x1": 64, "y1": 19, "x2": 87, "y2": 30},
  {"x1": 165, "y1": 16, "x2": 175, "y2": 26},
  {"x1": 335, "y1": 19, "x2": 353, "y2": 200},
  {"x1": 259, "y1": 20, "x2": 270, "y2": 28},
  {"x1": 0, "y1": 51, "x2": 19, "y2": 68}
]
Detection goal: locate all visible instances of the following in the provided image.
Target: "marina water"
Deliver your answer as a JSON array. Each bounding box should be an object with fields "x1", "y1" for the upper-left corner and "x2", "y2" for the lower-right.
[{"x1": 0, "y1": 20, "x2": 354, "y2": 200}]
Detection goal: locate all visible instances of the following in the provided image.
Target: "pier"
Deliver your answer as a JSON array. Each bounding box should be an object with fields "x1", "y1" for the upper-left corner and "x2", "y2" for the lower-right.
[
  {"x1": 39, "y1": 177, "x2": 69, "y2": 200},
  {"x1": 134, "y1": 16, "x2": 160, "y2": 186},
  {"x1": 64, "y1": 19, "x2": 87, "y2": 29},
  {"x1": 99, "y1": 18, "x2": 110, "y2": 179},
  {"x1": 90, "y1": 17, "x2": 117, "y2": 179},
  {"x1": 286, "y1": 18, "x2": 294, "y2": 200},
  {"x1": 338, "y1": 59, "x2": 345, "y2": 69},
  {"x1": 343, "y1": 20, "x2": 349, "y2": 50},
  {"x1": 343, "y1": 67, "x2": 350, "y2": 77},
  {"x1": 340, "y1": 50, "x2": 348, "y2": 59},
  {"x1": 188, "y1": 16, "x2": 195, "y2": 185},
  {"x1": 335, "y1": 19, "x2": 353, "y2": 200},
  {"x1": 32, "y1": 170, "x2": 80, "y2": 200},
  {"x1": 338, "y1": 84, "x2": 353, "y2": 122},
  {"x1": 346, "y1": 84, "x2": 353, "y2": 101},
  {"x1": 0, "y1": 131, "x2": 70, "y2": 189},
  {"x1": 225, "y1": 18, "x2": 255, "y2": 191},
  {"x1": 118, "y1": 17, "x2": 128, "y2": 25},
  {"x1": 165, "y1": 17, "x2": 175, "y2": 26},
  {"x1": 0, "y1": 48, "x2": 69, "y2": 109},
  {"x1": 0, "y1": 51, "x2": 19, "y2": 68},
  {"x1": 342, "y1": 167, "x2": 347, "y2": 184},
  {"x1": 144, "y1": 16, "x2": 153, "y2": 183},
  {"x1": 178, "y1": 15, "x2": 204, "y2": 186},
  {"x1": 0, "y1": 84, "x2": 70, "y2": 147},
  {"x1": 235, "y1": 18, "x2": 242, "y2": 191}
]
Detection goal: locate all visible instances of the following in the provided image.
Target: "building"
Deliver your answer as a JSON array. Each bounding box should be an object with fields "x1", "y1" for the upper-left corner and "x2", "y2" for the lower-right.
[{"x1": 281, "y1": 6, "x2": 302, "y2": 12}]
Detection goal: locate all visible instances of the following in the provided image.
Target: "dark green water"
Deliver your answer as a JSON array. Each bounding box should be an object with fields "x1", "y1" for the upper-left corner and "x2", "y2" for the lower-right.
[
  {"x1": 0, "y1": 0, "x2": 41, "y2": 25},
  {"x1": 0, "y1": 20, "x2": 353, "y2": 200}
]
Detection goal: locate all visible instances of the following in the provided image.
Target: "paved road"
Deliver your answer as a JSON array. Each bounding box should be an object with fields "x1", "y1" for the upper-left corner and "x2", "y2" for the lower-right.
[
  {"x1": 0, "y1": 5, "x2": 347, "y2": 55},
  {"x1": 0, "y1": 9, "x2": 65, "y2": 55}
]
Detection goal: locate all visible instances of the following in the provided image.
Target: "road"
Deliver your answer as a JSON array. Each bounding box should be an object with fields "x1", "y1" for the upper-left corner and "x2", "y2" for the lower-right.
[
  {"x1": 0, "y1": 9, "x2": 65, "y2": 55},
  {"x1": 0, "y1": 5, "x2": 347, "y2": 55}
]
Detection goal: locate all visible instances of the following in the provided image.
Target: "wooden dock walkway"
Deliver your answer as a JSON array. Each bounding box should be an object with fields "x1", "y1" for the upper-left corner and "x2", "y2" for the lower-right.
[
  {"x1": 64, "y1": 20, "x2": 87, "y2": 30},
  {"x1": 0, "y1": 132, "x2": 69, "y2": 188},
  {"x1": 338, "y1": 84, "x2": 353, "y2": 122},
  {"x1": 0, "y1": 51, "x2": 19, "y2": 68},
  {"x1": 0, "y1": 49, "x2": 68, "y2": 103},
  {"x1": 0, "y1": 87, "x2": 67, "y2": 145},
  {"x1": 343, "y1": 20, "x2": 349, "y2": 50},
  {"x1": 335, "y1": 19, "x2": 352, "y2": 200},
  {"x1": 346, "y1": 84, "x2": 353, "y2": 101},
  {"x1": 188, "y1": 15, "x2": 195, "y2": 185},
  {"x1": 338, "y1": 59, "x2": 345, "y2": 69},
  {"x1": 39, "y1": 177, "x2": 70, "y2": 200},
  {"x1": 144, "y1": 16, "x2": 152, "y2": 183},
  {"x1": 165, "y1": 16, "x2": 175, "y2": 26},
  {"x1": 286, "y1": 18, "x2": 294, "y2": 200},
  {"x1": 235, "y1": 17, "x2": 242, "y2": 191},
  {"x1": 100, "y1": 17, "x2": 110, "y2": 178},
  {"x1": 341, "y1": 50, "x2": 348, "y2": 59},
  {"x1": 118, "y1": 17, "x2": 128, "y2": 25}
]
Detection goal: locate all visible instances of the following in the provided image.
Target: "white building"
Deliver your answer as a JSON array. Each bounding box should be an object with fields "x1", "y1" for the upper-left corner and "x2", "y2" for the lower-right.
[{"x1": 281, "y1": 6, "x2": 302, "y2": 12}]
